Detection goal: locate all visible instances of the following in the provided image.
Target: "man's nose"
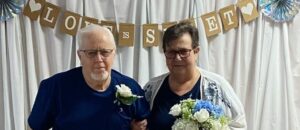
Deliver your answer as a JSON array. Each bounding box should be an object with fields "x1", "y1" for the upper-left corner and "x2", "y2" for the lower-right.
[{"x1": 95, "y1": 52, "x2": 104, "y2": 61}]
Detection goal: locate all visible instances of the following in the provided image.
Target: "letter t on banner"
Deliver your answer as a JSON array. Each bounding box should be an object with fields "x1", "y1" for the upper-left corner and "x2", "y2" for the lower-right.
[
  {"x1": 118, "y1": 23, "x2": 135, "y2": 47},
  {"x1": 201, "y1": 11, "x2": 222, "y2": 37},
  {"x1": 219, "y1": 5, "x2": 239, "y2": 31},
  {"x1": 143, "y1": 24, "x2": 159, "y2": 47}
]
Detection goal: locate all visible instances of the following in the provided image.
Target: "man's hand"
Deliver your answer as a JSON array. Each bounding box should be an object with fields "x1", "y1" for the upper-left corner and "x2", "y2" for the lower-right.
[{"x1": 131, "y1": 119, "x2": 147, "y2": 130}]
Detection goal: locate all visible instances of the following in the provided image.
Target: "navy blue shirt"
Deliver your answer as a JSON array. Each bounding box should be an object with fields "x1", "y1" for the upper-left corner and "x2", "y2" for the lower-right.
[
  {"x1": 148, "y1": 76, "x2": 201, "y2": 130},
  {"x1": 28, "y1": 67, "x2": 149, "y2": 130}
]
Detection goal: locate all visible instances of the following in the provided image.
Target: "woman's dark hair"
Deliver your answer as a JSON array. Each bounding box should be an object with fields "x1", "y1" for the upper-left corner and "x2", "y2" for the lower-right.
[{"x1": 162, "y1": 22, "x2": 199, "y2": 52}]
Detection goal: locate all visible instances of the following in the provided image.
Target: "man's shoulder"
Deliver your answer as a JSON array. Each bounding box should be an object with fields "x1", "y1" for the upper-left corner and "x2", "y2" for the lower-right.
[
  {"x1": 43, "y1": 67, "x2": 81, "y2": 82},
  {"x1": 111, "y1": 69, "x2": 134, "y2": 80},
  {"x1": 111, "y1": 69, "x2": 139, "y2": 86}
]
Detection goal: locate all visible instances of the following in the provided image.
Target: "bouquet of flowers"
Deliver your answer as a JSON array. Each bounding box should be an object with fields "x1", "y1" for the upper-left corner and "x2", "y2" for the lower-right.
[
  {"x1": 169, "y1": 98, "x2": 230, "y2": 130},
  {"x1": 115, "y1": 84, "x2": 142, "y2": 105}
]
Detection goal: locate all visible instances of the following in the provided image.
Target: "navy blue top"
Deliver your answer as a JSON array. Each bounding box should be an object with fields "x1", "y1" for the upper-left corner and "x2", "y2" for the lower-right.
[
  {"x1": 148, "y1": 76, "x2": 201, "y2": 130},
  {"x1": 28, "y1": 67, "x2": 150, "y2": 130}
]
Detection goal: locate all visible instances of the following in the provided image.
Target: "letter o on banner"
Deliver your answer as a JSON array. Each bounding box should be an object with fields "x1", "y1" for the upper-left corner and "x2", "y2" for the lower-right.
[{"x1": 60, "y1": 11, "x2": 81, "y2": 36}]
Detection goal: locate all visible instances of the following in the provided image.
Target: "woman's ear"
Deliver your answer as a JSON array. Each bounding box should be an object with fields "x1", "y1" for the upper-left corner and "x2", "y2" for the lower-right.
[{"x1": 193, "y1": 47, "x2": 200, "y2": 54}]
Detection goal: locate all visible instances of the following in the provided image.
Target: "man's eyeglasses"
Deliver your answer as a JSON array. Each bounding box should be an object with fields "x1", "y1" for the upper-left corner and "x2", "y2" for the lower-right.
[
  {"x1": 79, "y1": 49, "x2": 114, "y2": 59},
  {"x1": 164, "y1": 48, "x2": 194, "y2": 59}
]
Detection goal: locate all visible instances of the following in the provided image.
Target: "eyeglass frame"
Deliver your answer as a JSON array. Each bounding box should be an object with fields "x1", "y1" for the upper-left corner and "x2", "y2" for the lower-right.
[
  {"x1": 164, "y1": 47, "x2": 198, "y2": 59},
  {"x1": 79, "y1": 49, "x2": 114, "y2": 59}
]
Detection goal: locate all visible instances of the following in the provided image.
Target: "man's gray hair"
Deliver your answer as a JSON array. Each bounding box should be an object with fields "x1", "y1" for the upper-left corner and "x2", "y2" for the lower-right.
[{"x1": 77, "y1": 24, "x2": 116, "y2": 49}]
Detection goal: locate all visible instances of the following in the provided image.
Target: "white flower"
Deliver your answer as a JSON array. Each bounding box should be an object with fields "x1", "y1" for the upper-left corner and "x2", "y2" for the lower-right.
[
  {"x1": 184, "y1": 121, "x2": 199, "y2": 130},
  {"x1": 210, "y1": 119, "x2": 222, "y2": 130},
  {"x1": 115, "y1": 84, "x2": 142, "y2": 105},
  {"x1": 169, "y1": 104, "x2": 181, "y2": 116},
  {"x1": 220, "y1": 125, "x2": 230, "y2": 130},
  {"x1": 193, "y1": 109, "x2": 209, "y2": 123},
  {"x1": 116, "y1": 84, "x2": 132, "y2": 97},
  {"x1": 171, "y1": 119, "x2": 187, "y2": 130},
  {"x1": 172, "y1": 119, "x2": 199, "y2": 130}
]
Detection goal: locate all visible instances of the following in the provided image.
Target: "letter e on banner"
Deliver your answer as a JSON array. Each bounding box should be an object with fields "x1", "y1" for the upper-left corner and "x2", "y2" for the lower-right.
[
  {"x1": 201, "y1": 11, "x2": 221, "y2": 37},
  {"x1": 219, "y1": 5, "x2": 238, "y2": 31},
  {"x1": 100, "y1": 21, "x2": 117, "y2": 38},
  {"x1": 39, "y1": 2, "x2": 61, "y2": 28},
  {"x1": 60, "y1": 11, "x2": 81, "y2": 36},
  {"x1": 118, "y1": 23, "x2": 135, "y2": 47},
  {"x1": 143, "y1": 24, "x2": 159, "y2": 47}
]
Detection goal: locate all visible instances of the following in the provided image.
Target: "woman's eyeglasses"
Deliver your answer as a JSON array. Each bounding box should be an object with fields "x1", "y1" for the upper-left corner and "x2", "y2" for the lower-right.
[
  {"x1": 164, "y1": 49, "x2": 194, "y2": 59},
  {"x1": 79, "y1": 49, "x2": 114, "y2": 59}
]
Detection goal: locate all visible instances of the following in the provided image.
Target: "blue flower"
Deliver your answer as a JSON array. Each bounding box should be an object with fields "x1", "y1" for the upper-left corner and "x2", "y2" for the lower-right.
[
  {"x1": 193, "y1": 100, "x2": 214, "y2": 113},
  {"x1": 211, "y1": 105, "x2": 224, "y2": 118}
]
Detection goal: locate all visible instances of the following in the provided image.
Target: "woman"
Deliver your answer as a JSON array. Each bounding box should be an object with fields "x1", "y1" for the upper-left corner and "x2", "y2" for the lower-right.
[{"x1": 144, "y1": 22, "x2": 247, "y2": 130}]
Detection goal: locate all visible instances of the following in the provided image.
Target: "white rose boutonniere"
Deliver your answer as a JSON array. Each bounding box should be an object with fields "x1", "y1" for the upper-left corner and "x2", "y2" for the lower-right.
[{"x1": 115, "y1": 84, "x2": 143, "y2": 105}]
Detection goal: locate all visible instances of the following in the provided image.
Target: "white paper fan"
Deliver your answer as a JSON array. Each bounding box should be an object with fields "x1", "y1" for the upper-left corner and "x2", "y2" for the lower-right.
[
  {"x1": 0, "y1": 0, "x2": 25, "y2": 21},
  {"x1": 259, "y1": 0, "x2": 300, "y2": 22}
]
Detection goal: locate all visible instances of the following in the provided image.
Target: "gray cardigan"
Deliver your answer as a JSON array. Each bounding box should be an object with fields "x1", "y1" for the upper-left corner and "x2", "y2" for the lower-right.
[{"x1": 144, "y1": 67, "x2": 247, "y2": 130}]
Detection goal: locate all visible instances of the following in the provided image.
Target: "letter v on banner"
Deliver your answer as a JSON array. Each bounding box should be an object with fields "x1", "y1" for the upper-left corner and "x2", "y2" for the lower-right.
[{"x1": 81, "y1": 16, "x2": 99, "y2": 28}]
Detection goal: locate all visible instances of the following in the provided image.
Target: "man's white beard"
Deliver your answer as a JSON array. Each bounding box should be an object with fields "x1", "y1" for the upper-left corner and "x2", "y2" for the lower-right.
[{"x1": 90, "y1": 71, "x2": 109, "y2": 82}]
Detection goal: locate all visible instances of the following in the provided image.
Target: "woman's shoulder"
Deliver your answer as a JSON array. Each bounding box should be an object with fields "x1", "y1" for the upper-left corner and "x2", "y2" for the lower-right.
[
  {"x1": 199, "y1": 68, "x2": 229, "y2": 85},
  {"x1": 146, "y1": 73, "x2": 169, "y2": 86}
]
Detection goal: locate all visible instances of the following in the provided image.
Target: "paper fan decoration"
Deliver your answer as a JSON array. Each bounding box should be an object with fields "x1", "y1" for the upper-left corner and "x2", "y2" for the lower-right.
[
  {"x1": 259, "y1": 0, "x2": 300, "y2": 22},
  {"x1": 0, "y1": 0, "x2": 25, "y2": 21}
]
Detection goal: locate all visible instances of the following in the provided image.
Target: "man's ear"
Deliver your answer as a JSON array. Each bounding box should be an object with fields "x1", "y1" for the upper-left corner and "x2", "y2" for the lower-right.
[{"x1": 77, "y1": 50, "x2": 82, "y2": 59}]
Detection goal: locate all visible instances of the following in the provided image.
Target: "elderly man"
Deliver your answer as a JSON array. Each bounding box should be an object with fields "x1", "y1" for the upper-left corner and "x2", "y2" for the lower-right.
[{"x1": 28, "y1": 24, "x2": 149, "y2": 130}]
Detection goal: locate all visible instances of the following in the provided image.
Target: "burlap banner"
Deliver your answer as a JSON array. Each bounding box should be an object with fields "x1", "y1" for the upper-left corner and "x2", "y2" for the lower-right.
[{"x1": 23, "y1": 0, "x2": 259, "y2": 47}]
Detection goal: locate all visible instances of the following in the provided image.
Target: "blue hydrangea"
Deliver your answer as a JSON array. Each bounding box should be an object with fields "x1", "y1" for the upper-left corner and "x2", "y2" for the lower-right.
[
  {"x1": 193, "y1": 99, "x2": 224, "y2": 119},
  {"x1": 211, "y1": 105, "x2": 224, "y2": 118},
  {"x1": 193, "y1": 100, "x2": 214, "y2": 113}
]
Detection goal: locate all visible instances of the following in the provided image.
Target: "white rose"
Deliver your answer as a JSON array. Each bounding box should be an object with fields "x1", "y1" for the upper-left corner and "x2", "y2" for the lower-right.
[
  {"x1": 184, "y1": 121, "x2": 199, "y2": 130},
  {"x1": 169, "y1": 104, "x2": 181, "y2": 116},
  {"x1": 171, "y1": 119, "x2": 187, "y2": 130},
  {"x1": 220, "y1": 125, "x2": 230, "y2": 130},
  {"x1": 116, "y1": 84, "x2": 132, "y2": 97},
  {"x1": 211, "y1": 120, "x2": 222, "y2": 130},
  {"x1": 194, "y1": 109, "x2": 209, "y2": 123}
]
